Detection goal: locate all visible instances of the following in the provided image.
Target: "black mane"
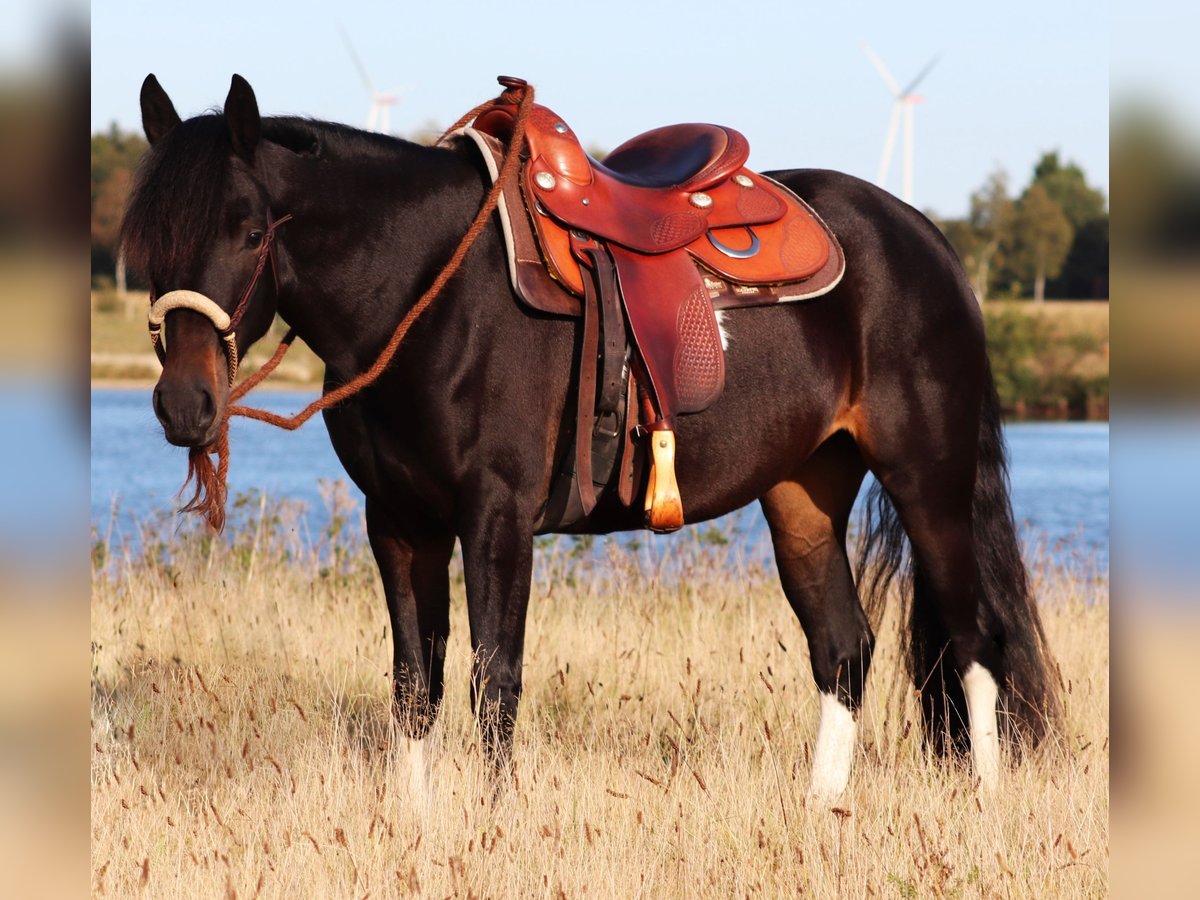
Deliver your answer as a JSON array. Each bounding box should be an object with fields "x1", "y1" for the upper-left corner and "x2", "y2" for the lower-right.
[{"x1": 120, "y1": 115, "x2": 231, "y2": 283}]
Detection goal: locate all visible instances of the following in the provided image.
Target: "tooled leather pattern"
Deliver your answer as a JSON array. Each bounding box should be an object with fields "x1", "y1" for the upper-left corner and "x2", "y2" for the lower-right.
[
  {"x1": 651, "y1": 212, "x2": 706, "y2": 248},
  {"x1": 736, "y1": 181, "x2": 783, "y2": 220},
  {"x1": 673, "y1": 286, "x2": 725, "y2": 412},
  {"x1": 780, "y1": 215, "x2": 829, "y2": 272}
]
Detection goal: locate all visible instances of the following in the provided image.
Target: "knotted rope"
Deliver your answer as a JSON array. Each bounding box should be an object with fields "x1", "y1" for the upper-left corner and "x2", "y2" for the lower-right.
[{"x1": 179, "y1": 81, "x2": 535, "y2": 530}]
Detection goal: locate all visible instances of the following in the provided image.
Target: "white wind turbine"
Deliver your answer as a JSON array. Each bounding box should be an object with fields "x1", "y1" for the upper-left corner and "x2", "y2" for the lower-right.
[
  {"x1": 340, "y1": 28, "x2": 407, "y2": 134},
  {"x1": 862, "y1": 44, "x2": 940, "y2": 205}
]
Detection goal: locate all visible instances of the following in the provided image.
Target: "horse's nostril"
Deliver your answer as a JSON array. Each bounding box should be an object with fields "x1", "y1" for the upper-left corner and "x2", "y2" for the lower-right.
[
  {"x1": 152, "y1": 386, "x2": 171, "y2": 427},
  {"x1": 198, "y1": 386, "x2": 215, "y2": 422}
]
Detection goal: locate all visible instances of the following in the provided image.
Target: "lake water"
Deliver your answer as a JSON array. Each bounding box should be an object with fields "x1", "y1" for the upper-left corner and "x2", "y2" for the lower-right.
[{"x1": 90, "y1": 389, "x2": 1109, "y2": 570}]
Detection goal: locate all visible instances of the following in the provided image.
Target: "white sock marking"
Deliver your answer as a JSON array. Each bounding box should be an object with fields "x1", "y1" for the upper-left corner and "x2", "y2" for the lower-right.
[
  {"x1": 962, "y1": 662, "x2": 1001, "y2": 790},
  {"x1": 808, "y1": 692, "x2": 858, "y2": 802}
]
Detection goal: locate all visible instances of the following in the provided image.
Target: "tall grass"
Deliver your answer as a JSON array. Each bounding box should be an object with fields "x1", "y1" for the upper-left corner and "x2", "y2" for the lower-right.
[{"x1": 91, "y1": 494, "x2": 1108, "y2": 897}]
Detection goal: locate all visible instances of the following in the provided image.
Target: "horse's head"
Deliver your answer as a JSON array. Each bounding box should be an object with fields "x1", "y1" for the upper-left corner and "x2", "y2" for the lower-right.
[{"x1": 122, "y1": 74, "x2": 284, "y2": 448}]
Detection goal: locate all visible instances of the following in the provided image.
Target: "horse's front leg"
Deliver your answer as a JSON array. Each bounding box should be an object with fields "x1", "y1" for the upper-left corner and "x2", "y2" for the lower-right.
[
  {"x1": 458, "y1": 492, "x2": 536, "y2": 777},
  {"x1": 365, "y1": 499, "x2": 455, "y2": 800}
]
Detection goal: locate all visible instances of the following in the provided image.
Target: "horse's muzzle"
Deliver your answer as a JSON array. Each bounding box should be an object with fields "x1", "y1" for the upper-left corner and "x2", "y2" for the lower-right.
[
  {"x1": 147, "y1": 290, "x2": 239, "y2": 447},
  {"x1": 154, "y1": 377, "x2": 220, "y2": 447}
]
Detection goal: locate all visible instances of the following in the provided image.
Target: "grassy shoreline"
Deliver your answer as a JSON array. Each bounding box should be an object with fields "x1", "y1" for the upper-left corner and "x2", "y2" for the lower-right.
[{"x1": 91, "y1": 509, "x2": 1109, "y2": 897}]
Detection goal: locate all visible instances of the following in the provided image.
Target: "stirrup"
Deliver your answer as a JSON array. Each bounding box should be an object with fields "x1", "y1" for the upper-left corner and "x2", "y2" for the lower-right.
[{"x1": 644, "y1": 428, "x2": 684, "y2": 533}]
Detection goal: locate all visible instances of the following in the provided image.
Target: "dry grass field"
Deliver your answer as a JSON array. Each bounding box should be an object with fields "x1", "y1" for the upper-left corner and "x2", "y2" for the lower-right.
[{"x1": 91, "y1": 503, "x2": 1108, "y2": 897}]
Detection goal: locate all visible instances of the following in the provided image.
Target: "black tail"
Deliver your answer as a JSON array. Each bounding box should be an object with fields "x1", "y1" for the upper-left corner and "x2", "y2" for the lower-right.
[{"x1": 857, "y1": 363, "x2": 1062, "y2": 754}]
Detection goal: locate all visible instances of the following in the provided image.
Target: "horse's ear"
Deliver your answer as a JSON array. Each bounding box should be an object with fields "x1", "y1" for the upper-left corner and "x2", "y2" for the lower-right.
[
  {"x1": 140, "y1": 74, "x2": 180, "y2": 145},
  {"x1": 224, "y1": 74, "x2": 261, "y2": 163}
]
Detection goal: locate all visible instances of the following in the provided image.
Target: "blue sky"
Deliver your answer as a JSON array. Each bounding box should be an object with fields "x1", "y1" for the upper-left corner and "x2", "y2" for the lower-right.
[{"x1": 90, "y1": 0, "x2": 1110, "y2": 219}]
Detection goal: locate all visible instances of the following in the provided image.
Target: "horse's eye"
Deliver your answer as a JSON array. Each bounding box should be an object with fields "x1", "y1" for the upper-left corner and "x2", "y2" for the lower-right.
[{"x1": 246, "y1": 230, "x2": 264, "y2": 249}]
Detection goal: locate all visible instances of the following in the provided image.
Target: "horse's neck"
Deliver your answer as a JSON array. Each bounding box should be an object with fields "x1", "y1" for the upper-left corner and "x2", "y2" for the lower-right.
[{"x1": 270, "y1": 138, "x2": 488, "y2": 370}]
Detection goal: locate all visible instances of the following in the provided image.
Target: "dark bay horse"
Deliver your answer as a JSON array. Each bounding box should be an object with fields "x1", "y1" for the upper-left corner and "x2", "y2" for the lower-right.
[{"x1": 122, "y1": 74, "x2": 1059, "y2": 801}]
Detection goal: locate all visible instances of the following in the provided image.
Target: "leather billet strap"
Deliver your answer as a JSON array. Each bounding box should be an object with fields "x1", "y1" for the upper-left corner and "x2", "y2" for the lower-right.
[
  {"x1": 534, "y1": 236, "x2": 631, "y2": 529},
  {"x1": 572, "y1": 235, "x2": 628, "y2": 516},
  {"x1": 574, "y1": 254, "x2": 601, "y2": 512},
  {"x1": 146, "y1": 212, "x2": 292, "y2": 386}
]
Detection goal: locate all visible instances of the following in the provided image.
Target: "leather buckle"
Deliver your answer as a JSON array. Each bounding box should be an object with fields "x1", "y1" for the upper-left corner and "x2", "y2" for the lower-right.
[{"x1": 593, "y1": 410, "x2": 620, "y2": 440}]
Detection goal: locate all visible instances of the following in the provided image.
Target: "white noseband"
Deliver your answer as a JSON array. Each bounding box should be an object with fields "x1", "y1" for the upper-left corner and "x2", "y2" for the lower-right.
[{"x1": 148, "y1": 290, "x2": 240, "y2": 385}]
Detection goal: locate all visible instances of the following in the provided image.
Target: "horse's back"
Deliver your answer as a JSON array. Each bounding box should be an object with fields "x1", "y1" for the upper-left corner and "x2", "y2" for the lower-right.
[{"x1": 769, "y1": 168, "x2": 981, "y2": 330}]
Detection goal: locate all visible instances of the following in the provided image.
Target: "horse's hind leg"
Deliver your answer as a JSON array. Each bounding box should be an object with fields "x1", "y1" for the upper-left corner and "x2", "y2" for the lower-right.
[
  {"x1": 760, "y1": 433, "x2": 871, "y2": 802},
  {"x1": 366, "y1": 499, "x2": 455, "y2": 802},
  {"x1": 858, "y1": 400, "x2": 1004, "y2": 788},
  {"x1": 872, "y1": 457, "x2": 1002, "y2": 786}
]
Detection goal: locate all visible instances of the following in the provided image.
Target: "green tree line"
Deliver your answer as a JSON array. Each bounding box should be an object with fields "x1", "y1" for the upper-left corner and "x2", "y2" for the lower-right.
[
  {"x1": 936, "y1": 151, "x2": 1108, "y2": 302},
  {"x1": 92, "y1": 124, "x2": 148, "y2": 291}
]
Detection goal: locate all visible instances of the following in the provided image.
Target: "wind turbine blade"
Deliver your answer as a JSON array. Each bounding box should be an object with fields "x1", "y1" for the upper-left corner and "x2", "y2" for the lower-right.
[
  {"x1": 901, "y1": 53, "x2": 941, "y2": 97},
  {"x1": 878, "y1": 101, "x2": 902, "y2": 188},
  {"x1": 861, "y1": 42, "x2": 900, "y2": 95},
  {"x1": 903, "y1": 101, "x2": 915, "y2": 204},
  {"x1": 339, "y1": 27, "x2": 376, "y2": 94}
]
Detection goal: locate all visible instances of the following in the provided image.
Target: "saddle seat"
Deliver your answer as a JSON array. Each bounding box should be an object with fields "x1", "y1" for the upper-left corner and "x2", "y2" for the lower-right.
[
  {"x1": 595, "y1": 123, "x2": 751, "y2": 191},
  {"x1": 466, "y1": 77, "x2": 845, "y2": 533}
]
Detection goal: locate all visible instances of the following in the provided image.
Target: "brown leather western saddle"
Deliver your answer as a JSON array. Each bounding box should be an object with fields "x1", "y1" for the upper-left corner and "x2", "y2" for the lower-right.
[{"x1": 461, "y1": 77, "x2": 844, "y2": 532}]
